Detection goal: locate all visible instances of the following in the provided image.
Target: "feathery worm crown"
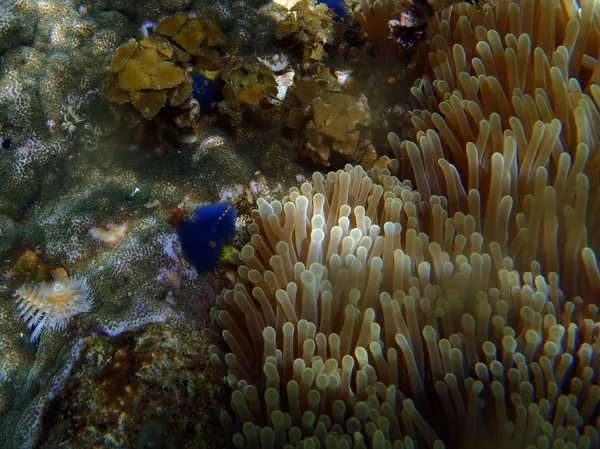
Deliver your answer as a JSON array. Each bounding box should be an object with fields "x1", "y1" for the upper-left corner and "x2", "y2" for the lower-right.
[{"x1": 15, "y1": 270, "x2": 93, "y2": 343}]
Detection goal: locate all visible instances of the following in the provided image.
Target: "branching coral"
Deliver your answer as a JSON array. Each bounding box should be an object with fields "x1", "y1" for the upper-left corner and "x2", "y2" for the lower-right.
[{"x1": 204, "y1": 163, "x2": 600, "y2": 447}]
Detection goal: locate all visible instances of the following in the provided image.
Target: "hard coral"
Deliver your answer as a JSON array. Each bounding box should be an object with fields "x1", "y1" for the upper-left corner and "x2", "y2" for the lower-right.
[
  {"x1": 104, "y1": 13, "x2": 227, "y2": 139},
  {"x1": 0, "y1": 2, "x2": 135, "y2": 143},
  {"x1": 286, "y1": 65, "x2": 375, "y2": 167},
  {"x1": 104, "y1": 0, "x2": 194, "y2": 23},
  {"x1": 89, "y1": 221, "x2": 130, "y2": 245},
  {"x1": 276, "y1": 0, "x2": 344, "y2": 62},
  {"x1": 41, "y1": 324, "x2": 226, "y2": 448},
  {"x1": 0, "y1": 0, "x2": 37, "y2": 55}
]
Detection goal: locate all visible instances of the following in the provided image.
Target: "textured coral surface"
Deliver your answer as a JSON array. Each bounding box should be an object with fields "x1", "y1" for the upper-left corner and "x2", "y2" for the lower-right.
[
  {"x1": 0, "y1": 119, "x2": 303, "y2": 447},
  {"x1": 38, "y1": 322, "x2": 228, "y2": 448}
]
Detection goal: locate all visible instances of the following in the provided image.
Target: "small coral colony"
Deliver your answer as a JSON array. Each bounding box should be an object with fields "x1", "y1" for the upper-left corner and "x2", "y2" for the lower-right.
[{"x1": 4, "y1": 0, "x2": 600, "y2": 447}]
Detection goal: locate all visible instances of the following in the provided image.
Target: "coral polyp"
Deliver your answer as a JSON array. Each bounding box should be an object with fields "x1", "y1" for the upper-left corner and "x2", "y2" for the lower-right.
[{"x1": 14, "y1": 270, "x2": 94, "y2": 343}]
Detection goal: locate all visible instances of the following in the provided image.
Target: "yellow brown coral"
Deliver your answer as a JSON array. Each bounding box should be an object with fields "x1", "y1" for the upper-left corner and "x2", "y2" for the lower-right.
[
  {"x1": 194, "y1": 3, "x2": 600, "y2": 446},
  {"x1": 218, "y1": 57, "x2": 280, "y2": 126},
  {"x1": 285, "y1": 65, "x2": 375, "y2": 166},
  {"x1": 104, "y1": 14, "x2": 226, "y2": 122}
]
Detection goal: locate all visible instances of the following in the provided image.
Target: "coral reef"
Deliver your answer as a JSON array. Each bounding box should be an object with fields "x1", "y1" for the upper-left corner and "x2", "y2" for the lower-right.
[
  {"x1": 1, "y1": 0, "x2": 597, "y2": 448},
  {"x1": 218, "y1": 56, "x2": 281, "y2": 126},
  {"x1": 285, "y1": 65, "x2": 376, "y2": 167},
  {"x1": 37, "y1": 322, "x2": 227, "y2": 448},
  {"x1": 100, "y1": 0, "x2": 434, "y2": 165},
  {"x1": 196, "y1": 0, "x2": 600, "y2": 447},
  {"x1": 0, "y1": 2, "x2": 303, "y2": 448},
  {"x1": 0, "y1": 2, "x2": 136, "y2": 143},
  {"x1": 105, "y1": 13, "x2": 226, "y2": 127},
  {"x1": 0, "y1": 105, "x2": 305, "y2": 448},
  {"x1": 102, "y1": 0, "x2": 194, "y2": 23},
  {"x1": 275, "y1": 0, "x2": 343, "y2": 62},
  {"x1": 0, "y1": 0, "x2": 37, "y2": 55},
  {"x1": 0, "y1": 330, "x2": 85, "y2": 449}
]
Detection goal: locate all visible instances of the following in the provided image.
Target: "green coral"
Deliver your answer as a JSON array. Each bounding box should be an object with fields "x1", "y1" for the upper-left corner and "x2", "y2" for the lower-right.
[
  {"x1": 0, "y1": 0, "x2": 37, "y2": 55},
  {"x1": 0, "y1": 2, "x2": 135, "y2": 143}
]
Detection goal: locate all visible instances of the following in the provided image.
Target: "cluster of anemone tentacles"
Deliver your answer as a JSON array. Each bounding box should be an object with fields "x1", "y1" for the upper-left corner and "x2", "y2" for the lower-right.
[{"x1": 203, "y1": 0, "x2": 600, "y2": 448}]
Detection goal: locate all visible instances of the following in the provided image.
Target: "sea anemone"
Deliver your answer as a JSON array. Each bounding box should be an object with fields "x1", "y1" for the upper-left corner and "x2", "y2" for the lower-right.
[
  {"x1": 14, "y1": 269, "x2": 94, "y2": 343},
  {"x1": 198, "y1": 0, "x2": 600, "y2": 446},
  {"x1": 389, "y1": 0, "x2": 600, "y2": 298},
  {"x1": 204, "y1": 164, "x2": 600, "y2": 447}
]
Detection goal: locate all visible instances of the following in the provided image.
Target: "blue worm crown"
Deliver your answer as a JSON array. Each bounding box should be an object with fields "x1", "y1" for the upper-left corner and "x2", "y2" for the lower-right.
[
  {"x1": 177, "y1": 202, "x2": 236, "y2": 273},
  {"x1": 319, "y1": 0, "x2": 347, "y2": 19},
  {"x1": 191, "y1": 73, "x2": 213, "y2": 115}
]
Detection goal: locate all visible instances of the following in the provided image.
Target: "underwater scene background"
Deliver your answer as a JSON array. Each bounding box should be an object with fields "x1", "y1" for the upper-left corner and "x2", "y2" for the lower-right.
[{"x1": 0, "y1": 0, "x2": 599, "y2": 447}]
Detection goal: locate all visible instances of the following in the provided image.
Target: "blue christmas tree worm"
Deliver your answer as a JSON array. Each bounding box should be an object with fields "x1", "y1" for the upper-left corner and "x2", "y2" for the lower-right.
[{"x1": 175, "y1": 202, "x2": 236, "y2": 273}]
